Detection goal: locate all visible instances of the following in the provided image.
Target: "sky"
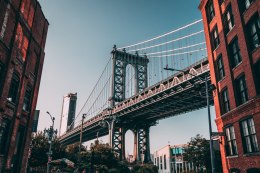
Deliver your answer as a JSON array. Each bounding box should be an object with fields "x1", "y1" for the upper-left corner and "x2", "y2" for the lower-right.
[{"x1": 36, "y1": 0, "x2": 217, "y2": 154}]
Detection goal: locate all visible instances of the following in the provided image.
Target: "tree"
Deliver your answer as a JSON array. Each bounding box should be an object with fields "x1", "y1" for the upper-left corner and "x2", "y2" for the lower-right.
[
  {"x1": 80, "y1": 140, "x2": 130, "y2": 173},
  {"x1": 29, "y1": 132, "x2": 67, "y2": 167},
  {"x1": 183, "y1": 134, "x2": 222, "y2": 173}
]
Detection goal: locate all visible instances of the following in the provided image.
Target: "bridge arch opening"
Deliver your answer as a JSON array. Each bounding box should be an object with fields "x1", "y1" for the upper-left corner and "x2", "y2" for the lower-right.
[
  {"x1": 125, "y1": 129, "x2": 135, "y2": 163},
  {"x1": 125, "y1": 64, "x2": 136, "y2": 99}
]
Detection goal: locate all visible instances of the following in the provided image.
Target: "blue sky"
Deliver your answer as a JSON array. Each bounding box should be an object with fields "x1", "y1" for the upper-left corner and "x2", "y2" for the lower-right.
[{"x1": 37, "y1": 0, "x2": 217, "y2": 153}]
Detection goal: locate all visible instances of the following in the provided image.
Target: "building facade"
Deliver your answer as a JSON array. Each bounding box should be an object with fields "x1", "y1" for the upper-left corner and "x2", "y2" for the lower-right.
[
  {"x1": 59, "y1": 93, "x2": 77, "y2": 136},
  {"x1": 0, "y1": 0, "x2": 48, "y2": 172},
  {"x1": 199, "y1": 0, "x2": 260, "y2": 172},
  {"x1": 153, "y1": 145, "x2": 195, "y2": 173}
]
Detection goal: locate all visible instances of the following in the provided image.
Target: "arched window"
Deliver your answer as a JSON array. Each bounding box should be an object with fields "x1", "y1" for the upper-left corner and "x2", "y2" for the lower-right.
[{"x1": 247, "y1": 168, "x2": 260, "y2": 173}]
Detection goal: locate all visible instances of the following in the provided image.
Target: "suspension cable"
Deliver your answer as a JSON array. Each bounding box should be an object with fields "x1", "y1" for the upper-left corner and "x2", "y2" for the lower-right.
[
  {"x1": 118, "y1": 19, "x2": 202, "y2": 50},
  {"x1": 127, "y1": 30, "x2": 204, "y2": 52}
]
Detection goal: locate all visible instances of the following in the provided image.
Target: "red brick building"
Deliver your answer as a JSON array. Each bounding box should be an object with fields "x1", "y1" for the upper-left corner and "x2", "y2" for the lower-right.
[
  {"x1": 199, "y1": 0, "x2": 260, "y2": 172},
  {"x1": 0, "y1": 0, "x2": 48, "y2": 172}
]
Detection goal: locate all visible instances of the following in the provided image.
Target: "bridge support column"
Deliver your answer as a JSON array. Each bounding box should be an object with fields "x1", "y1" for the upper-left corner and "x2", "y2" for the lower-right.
[
  {"x1": 136, "y1": 125, "x2": 151, "y2": 163},
  {"x1": 111, "y1": 126, "x2": 126, "y2": 161},
  {"x1": 133, "y1": 129, "x2": 138, "y2": 162}
]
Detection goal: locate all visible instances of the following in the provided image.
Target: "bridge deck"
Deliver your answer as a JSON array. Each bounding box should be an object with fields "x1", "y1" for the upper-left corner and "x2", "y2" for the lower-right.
[{"x1": 59, "y1": 58, "x2": 213, "y2": 145}]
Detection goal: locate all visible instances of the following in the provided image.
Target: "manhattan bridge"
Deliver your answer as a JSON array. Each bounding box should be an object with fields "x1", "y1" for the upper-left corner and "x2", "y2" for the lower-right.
[{"x1": 59, "y1": 19, "x2": 213, "y2": 163}]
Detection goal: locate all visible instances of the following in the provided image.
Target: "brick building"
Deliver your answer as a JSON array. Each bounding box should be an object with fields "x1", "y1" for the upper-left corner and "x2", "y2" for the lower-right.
[
  {"x1": 0, "y1": 0, "x2": 48, "y2": 172},
  {"x1": 199, "y1": 0, "x2": 260, "y2": 172}
]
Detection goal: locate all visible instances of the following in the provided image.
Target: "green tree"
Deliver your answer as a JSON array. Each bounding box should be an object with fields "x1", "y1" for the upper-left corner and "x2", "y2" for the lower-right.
[
  {"x1": 183, "y1": 134, "x2": 222, "y2": 173},
  {"x1": 132, "y1": 164, "x2": 158, "y2": 173},
  {"x1": 80, "y1": 140, "x2": 130, "y2": 173},
  {"x1": 29, "y1": 132, "x2": 66, "y2": 167}
]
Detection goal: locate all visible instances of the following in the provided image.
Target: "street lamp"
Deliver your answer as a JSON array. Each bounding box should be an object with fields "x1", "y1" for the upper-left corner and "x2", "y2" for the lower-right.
[
  {"x1": 45, "y1": 111, "x2": 57, "y2": 173},
  {"x1": 78, "y1": 113, "x2": 86, "y2": 168},
  {"x1": 164, "y1": 66, "x2": 216, "y2": 173}
]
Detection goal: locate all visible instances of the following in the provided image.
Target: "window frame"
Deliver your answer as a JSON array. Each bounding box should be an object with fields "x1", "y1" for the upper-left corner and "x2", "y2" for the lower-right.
[
  {"x1": 229, "y1": 37, "x2": 242, "y2": 68},
  {"x1": 239, "y1": 0, "x2": 254, "y2": 13},
  {"x1": 164, "y1": 154, "x2": 167, "y2": 170},
  {"x1": 0, "y1": 62, "x2": 4, "y2": 92},
  {"x1": 0, "y1": 118, "x2": 10, "y2": 155},
  {"x1": 216, "y1": 54, "x2": 225, "y2": 81},
  {"x1": 254, "y1": 61, "x2": 260, "y2": 95},
  {"x1": 235, "y1": 75, "x2": 248, "y2": 106},
  {"x1": 22, "y1": 85, "x2": 32, "y2": 112},
  {"x1": 211, "y1": 25, "x2": 220, "y2": 50},
  {"x1": 240, "y1": 117, "x2": 259, "y2": 153},
  {"x1": 247, "y1": 14, "x2": 260, "y2": 51},
  {"x1": 206, "y1": 0, "x2": 215, "y2": 23},
  {"x1": 224, "y1": 5, "x2": 234, "y2": 34},
  {"x1": 221, "y1": 88, "x2": 230, "y2": 114},
  {"x1": 160, "y1": 156, "x2": 163, "y2": 170},
  {"x1": 8, "y1": 72, "x2": 20, "y2": 104},
  {"x1": 225, "y1": 125, "x2": 238, "y2": 156}
]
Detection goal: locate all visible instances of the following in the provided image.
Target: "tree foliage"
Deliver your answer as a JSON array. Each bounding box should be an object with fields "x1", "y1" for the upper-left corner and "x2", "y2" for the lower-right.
[
  {"x1": 80, "y1": 140, "x2": 130, "y2": 173},
  {"x1": 183, "y1": 134, "x2": 222, "y2": 172},
  {"x1": 29, "y1": 132, "x2": 67, "y2": 167}
]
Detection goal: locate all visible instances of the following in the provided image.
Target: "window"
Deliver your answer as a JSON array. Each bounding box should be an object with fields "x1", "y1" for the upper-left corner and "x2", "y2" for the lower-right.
[
  {"x1": 230, "y1": 168, "x2": 240, "y2": 173},
  {"x1": 235, "y1": 75, "x2": 248, "y2": 106},
  {"x1": 15, "y1": 24, "x2": 29, "y2": 61},
  {"x1": 20, "y1": 0, "x2": 35, "y2": 28},
  {"x1": 224, "y1": 5, "x2": 234, "y2": 34},
  {"x1": 160, "y1": 156, "x2": 162, "y2": 170},
  {"x1": 239, "y1": 0, "x2": 254, "y2": 13},
  {"x1": 254, "y1": 61, "x2": 260, "y2": 95},
  {"x1": 0, "y1": 119, "x2": 10, "y2": 154},
  {"x1": 219, "y1": 0, "x2": 224, "y2": 5},
  {"x1": 157, "y1": 157, "x2": 159, "y2": 167},
  {"x1": 8, "y1": 73, "x2": 20, "y2": 104},
  {"x1": 217, "y1": 55, "x2": 225, "y2": 81},
  {"x1": 247, "y1": 15, "x2": 260, "y2": 50},
  {"x1": 225, "y1": 126, "x2": 238, "y2": 156},
  {"x1": 206, "y1": 0, "x2": 215, "y2": 23},
  {"x1": 240, "y1": 118, "x2": 259, "y2": 153},
  {"x1": 164, "y1": 154, "x2": 167, "y2": 170},
  {"x1": 211, "y1": 26, "x2": 220, "y2": 50},
  {"x1": 229, "y1": 38, "x2": 242, "y2": 68},
  {"x1": 0, "y1": 62, "x2": 4, "y2": 90},
  {"x1": 0, "y1": 4, "x2": 11, "y2": 40},
  {"x1": 23, "y1": 86, "x2": 32, "y2": 111},
  {"x1": 247, "y1": 168, "x2": 260, "y2": 173},
  {"x1": 221, "y1": 88, "x2": 230, "y2": 114}
]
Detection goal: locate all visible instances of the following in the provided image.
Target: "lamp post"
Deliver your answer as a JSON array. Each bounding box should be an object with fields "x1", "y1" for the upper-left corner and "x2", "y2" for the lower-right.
[
  {"x1": 45, "y1": 111, "x2": 57, "y2": 173},
  {"x1": 78, "y1": 113, "x2": 86, "y2": 168},
  {"x1": 164, "y1": 67, "x2": 216, "y2": 173}
]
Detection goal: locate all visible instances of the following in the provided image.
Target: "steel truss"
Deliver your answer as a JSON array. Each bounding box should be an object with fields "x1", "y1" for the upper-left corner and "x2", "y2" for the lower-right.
[{"x1": 110, "y1": 45, "x2": 149, "y2": 107}]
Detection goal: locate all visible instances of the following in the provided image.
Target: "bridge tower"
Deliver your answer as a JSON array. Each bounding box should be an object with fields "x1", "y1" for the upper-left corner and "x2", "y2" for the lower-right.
[
  {"x1": 109, "y1": 45, "x2": 152, "y2": 163},
  {"x1": 110, "y1": 45, "x2": 149, "y2": 107}
]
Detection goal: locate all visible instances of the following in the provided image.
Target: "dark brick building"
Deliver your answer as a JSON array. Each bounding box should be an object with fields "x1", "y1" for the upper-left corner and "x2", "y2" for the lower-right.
[
  {"x1": 199, "y1": 0, "x2": 260, "y2": 172},
  {"x1": 0, "y1": 0, "x2": 48, "y2": 172}
]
